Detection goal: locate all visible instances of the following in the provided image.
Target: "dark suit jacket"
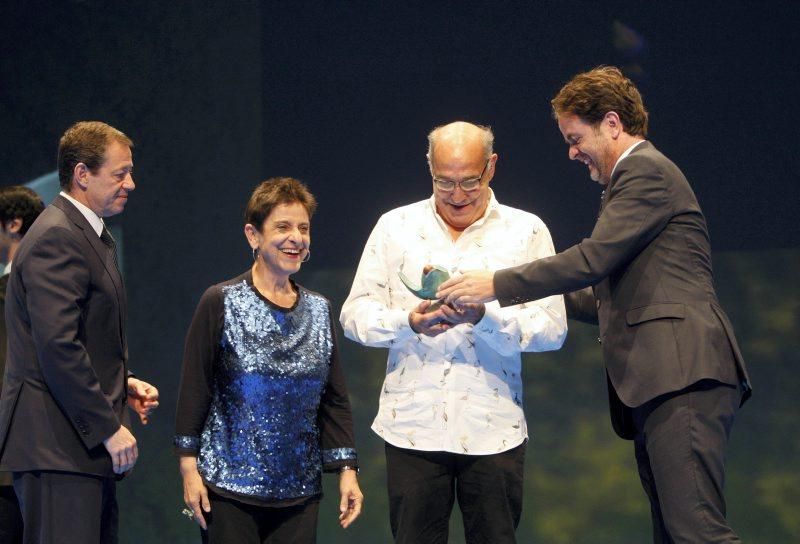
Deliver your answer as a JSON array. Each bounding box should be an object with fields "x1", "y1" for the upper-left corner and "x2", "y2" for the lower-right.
[
  {"x1": 0, "y1": 273, "x2": 9, "y2": 397},
  {"x1": 0, "y1": 196, "x2": 129, "y2": 477},
  {"x1": 494, "y1": 141, "x2": 751, "y2": 438},
  {"x1": 0, "y1": 273, "x2": 10, "y2": 487}
]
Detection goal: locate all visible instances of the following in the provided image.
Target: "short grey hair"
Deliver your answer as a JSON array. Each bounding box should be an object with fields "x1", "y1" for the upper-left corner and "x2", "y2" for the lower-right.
[{"x1": 426, "y1": 122, "x2": 494, "y2": 171}]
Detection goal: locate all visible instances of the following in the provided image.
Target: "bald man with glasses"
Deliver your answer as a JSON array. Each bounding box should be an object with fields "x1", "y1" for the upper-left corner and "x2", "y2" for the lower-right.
[{"x1": 341, "y1": 121, "x2": 567, "y2": 543}]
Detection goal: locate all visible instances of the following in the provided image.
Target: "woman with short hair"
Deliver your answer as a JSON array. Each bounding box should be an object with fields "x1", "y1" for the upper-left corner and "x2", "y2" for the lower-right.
[{"x1": 175, "y1": 177, "x2": 362, "y2": 543}]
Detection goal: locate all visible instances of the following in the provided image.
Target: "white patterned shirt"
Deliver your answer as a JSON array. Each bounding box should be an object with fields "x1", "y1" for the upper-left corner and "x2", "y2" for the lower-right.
[{"x1": 340, "y1": 191, "x2": 567, "y2": 455}]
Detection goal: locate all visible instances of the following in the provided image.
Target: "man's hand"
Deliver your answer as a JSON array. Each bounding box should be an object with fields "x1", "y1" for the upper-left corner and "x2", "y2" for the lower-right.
[
  {"x1": 408, "y1": 299, "x2": 450, "y2": 337},
  {"x1": 439, "y1": 301, "x2": 485, "y2": 326},
  {"x1": 436, "y1": 270, "x2": 497, "y2": 306},
  {"x1": 127, "y1": 377, "x2": 159, "y2": 424},
  {"x1": 180, "y1": 456, "x2": 211, "y2": 530},
  {"x1": 103, "y1": 425, "x2": 138, "y2": 474},
  {"x1": 338, "y1": 469, "x2": 363, "y2": 529}
]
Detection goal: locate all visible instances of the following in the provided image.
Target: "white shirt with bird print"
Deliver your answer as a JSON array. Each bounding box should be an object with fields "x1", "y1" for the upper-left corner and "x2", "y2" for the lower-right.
[{"x1": 340, "y1": 191, "x2": 567, "y2": 455}]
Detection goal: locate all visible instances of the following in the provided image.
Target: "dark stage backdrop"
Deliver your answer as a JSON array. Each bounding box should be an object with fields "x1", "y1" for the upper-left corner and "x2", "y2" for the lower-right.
[{"x1": 1, "y1": 2, "x2": 798, "y2": 542}]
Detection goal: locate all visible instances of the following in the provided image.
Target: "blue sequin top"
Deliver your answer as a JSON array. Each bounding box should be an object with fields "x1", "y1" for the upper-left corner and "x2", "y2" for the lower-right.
[{"x1": 174, "y1": 271, "x2": 357, "y2": 504}]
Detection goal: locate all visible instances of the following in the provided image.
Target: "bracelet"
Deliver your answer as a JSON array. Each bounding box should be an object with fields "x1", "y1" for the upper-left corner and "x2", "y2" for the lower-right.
[{"x1": 338, "y1": 465, "x2": 359, "y2": 474}]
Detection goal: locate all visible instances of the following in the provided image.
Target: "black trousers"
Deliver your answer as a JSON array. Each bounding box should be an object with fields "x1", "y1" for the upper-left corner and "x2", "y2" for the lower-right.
[
  {"x1": 0, "y1": 484, "x2": 23, "y2": 543},
  {"x1": 632, "y1": 380, "x2": 742, "y2": 543},
  {"x1": 202, "y1": 489, "x2": 320, "y2": 544},
  {"x1": 13, "y1": 471, "x2": 118, "y2": 544},
  {"x1": 385, "y1": 441, "x2": 526, "y2": 544}
]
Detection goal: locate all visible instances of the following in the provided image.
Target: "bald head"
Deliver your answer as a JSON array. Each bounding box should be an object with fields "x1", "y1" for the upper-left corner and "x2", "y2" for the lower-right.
[
  {"x1": 425, "y1": 121, "x2": 498, "y2": 238},
  {"x1": 427, "y1": 121, "x2": 494, "y2": 171}
]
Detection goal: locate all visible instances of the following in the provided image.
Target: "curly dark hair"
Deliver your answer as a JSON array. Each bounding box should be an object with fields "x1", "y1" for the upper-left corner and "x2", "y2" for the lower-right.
[{"x1": 0, "y1": 185, "x2": 45, "y2": 236}]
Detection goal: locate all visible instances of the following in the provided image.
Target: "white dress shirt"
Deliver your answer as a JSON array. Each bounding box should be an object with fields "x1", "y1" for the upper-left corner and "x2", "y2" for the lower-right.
[
  {"x1": 340, "y1": 191, "x2": 567, "y2": 455},
  {"x1": 60, "y1": 191, "x2": 104, "y2": 237}
]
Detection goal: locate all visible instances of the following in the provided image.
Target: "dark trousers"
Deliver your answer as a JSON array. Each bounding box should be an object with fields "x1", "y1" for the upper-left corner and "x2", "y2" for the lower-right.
[
  {"x1": 0, "y1": 484, "x2": 23, "y2": 543},
  {"x1": 202, "y1": 489, "x2": 320, "y2": 544},
  {"x1": 385, "y1": 441, "x2": 525, "y2": 544},
  {"x1": 632, "y1": 380, "x2": 742, "y2": 544},
  {"x1": 13, "y1": 471, "x2": 118, "y2": 544}
]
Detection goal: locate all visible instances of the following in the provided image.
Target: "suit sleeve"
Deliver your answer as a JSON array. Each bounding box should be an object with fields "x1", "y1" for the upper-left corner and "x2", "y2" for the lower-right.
[
  {"x1": 173, "y1": 285, "x2": 224, "y2": 456},
  {"x1": 564, "y1": 287, "x2": 599, "y2": 325},
  {"x1": 25, "y1": 228, "x2": 121, "y2": 450},
  {"x1": 319, "y1": 304, "x2": 358, "y2": 472},
  {"x1": 495, "y1": 155, "x2": 674, "y2": 306}
]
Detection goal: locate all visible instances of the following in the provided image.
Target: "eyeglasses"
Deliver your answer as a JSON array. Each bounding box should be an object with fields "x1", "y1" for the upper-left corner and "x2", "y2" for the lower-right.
[{"x1": 432, "y1": 160, "x2": 490, "y2": 192}]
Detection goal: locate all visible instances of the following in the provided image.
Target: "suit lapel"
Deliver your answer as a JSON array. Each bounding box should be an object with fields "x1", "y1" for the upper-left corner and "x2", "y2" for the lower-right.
[
  {"x1": 592, "y1": 142, "x2": 655, "y2": 310},
  {"x1": 52, "y1": 196, "x2": 127, "y2": 350},
  {"x1": 598, "y1": 140, "x2": 654, "y2": 218},
  {"x1": 607, "y1": 140, "x2": 653, "y2": 192}
]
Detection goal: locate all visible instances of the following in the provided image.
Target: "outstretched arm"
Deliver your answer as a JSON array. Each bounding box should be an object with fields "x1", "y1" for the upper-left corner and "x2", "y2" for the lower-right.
[{"x1": 441, "y1": 158, "x2": 673, "y2": 308}]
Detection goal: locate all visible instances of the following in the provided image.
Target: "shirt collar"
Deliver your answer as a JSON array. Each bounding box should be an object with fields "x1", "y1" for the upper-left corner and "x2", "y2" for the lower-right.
[
  {"x1": 427, "y1": 188, "x2": 501, "y2": 233},
  {"x1": 3, "y1": 261, "x2": 11, "y2": 275},
  {"x1": 610, "y1": 139, "x2": 647, "y2": 179},
  {"x1": 60, "y1": 191, "x2": 105, "y2": 237}
]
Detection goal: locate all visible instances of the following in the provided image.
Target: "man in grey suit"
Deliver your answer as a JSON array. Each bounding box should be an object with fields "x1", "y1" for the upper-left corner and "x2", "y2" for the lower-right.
[
  {"x1": 0, "y1": 121, "x2": 159, "y2": 543},
  {"x1": 437, "y1": 66, "x2": 751, "y2": 543}
]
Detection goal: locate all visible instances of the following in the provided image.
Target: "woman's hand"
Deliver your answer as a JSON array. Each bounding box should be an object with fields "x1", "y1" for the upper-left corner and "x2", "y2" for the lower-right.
[
  {"x1": 338, "y1": 468, "x2": 363, "y2": 529},
  {"x1": 180, "y1": 456, "x2": 211, "y2": 530}
]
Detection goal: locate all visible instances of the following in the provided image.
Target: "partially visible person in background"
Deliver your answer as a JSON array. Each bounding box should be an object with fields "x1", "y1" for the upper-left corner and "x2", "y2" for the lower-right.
[
  {"x1": 175, "y1": 177, "x2": 363, "y2": 543},
  {"x1": 0, "y1": 185, "x2": 44, "y2": 544}
]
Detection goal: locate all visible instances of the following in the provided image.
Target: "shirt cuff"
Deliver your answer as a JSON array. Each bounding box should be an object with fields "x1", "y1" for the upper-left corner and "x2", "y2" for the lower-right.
[
  {"x1": 473, "y1": 303, "x2": 505, "y2": 338},
  {"x1": 388, "y1": 309, "x2": 420, "y2": 344}
]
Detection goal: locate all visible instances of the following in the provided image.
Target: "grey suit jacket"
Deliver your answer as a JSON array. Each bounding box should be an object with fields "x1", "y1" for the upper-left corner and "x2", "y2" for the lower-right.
[
  {"x1": 494, "y1": 142, "x2": 751, "y2": 438},
  {"x1": 0, "y1": 196, "x2": 129, "y2": 477}
]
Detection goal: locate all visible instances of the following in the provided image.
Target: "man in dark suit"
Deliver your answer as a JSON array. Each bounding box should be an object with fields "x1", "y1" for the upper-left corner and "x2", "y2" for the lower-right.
[
  {"x1": 0, "y1": 185, "x2": 45, "y2": 543},
  {"x1": 437, "y1": 66, "x2": 751, "y2": 543},
  {"x1": 0, "y1": 122, "x2": 159, "y2": 543}
]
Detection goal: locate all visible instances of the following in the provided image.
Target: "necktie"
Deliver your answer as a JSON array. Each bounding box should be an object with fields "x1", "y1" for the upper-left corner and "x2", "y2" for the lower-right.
[{"x1": 100, "y1": 227, "x2": 120, "y2": 272}]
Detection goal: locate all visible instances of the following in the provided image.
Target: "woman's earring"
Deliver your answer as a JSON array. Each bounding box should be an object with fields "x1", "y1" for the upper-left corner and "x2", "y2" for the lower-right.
[
  {"x1": 252, "y1": 247, "x2": 259, "y2": 262},
  {"x1": 301, "y1": 248, "x2": 311, "y2": 263}
]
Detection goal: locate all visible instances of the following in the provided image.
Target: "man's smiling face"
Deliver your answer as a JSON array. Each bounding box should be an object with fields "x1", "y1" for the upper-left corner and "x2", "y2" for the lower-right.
[{"x1": 557, "y1": 113, "x2": 616, "y2": 186}]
